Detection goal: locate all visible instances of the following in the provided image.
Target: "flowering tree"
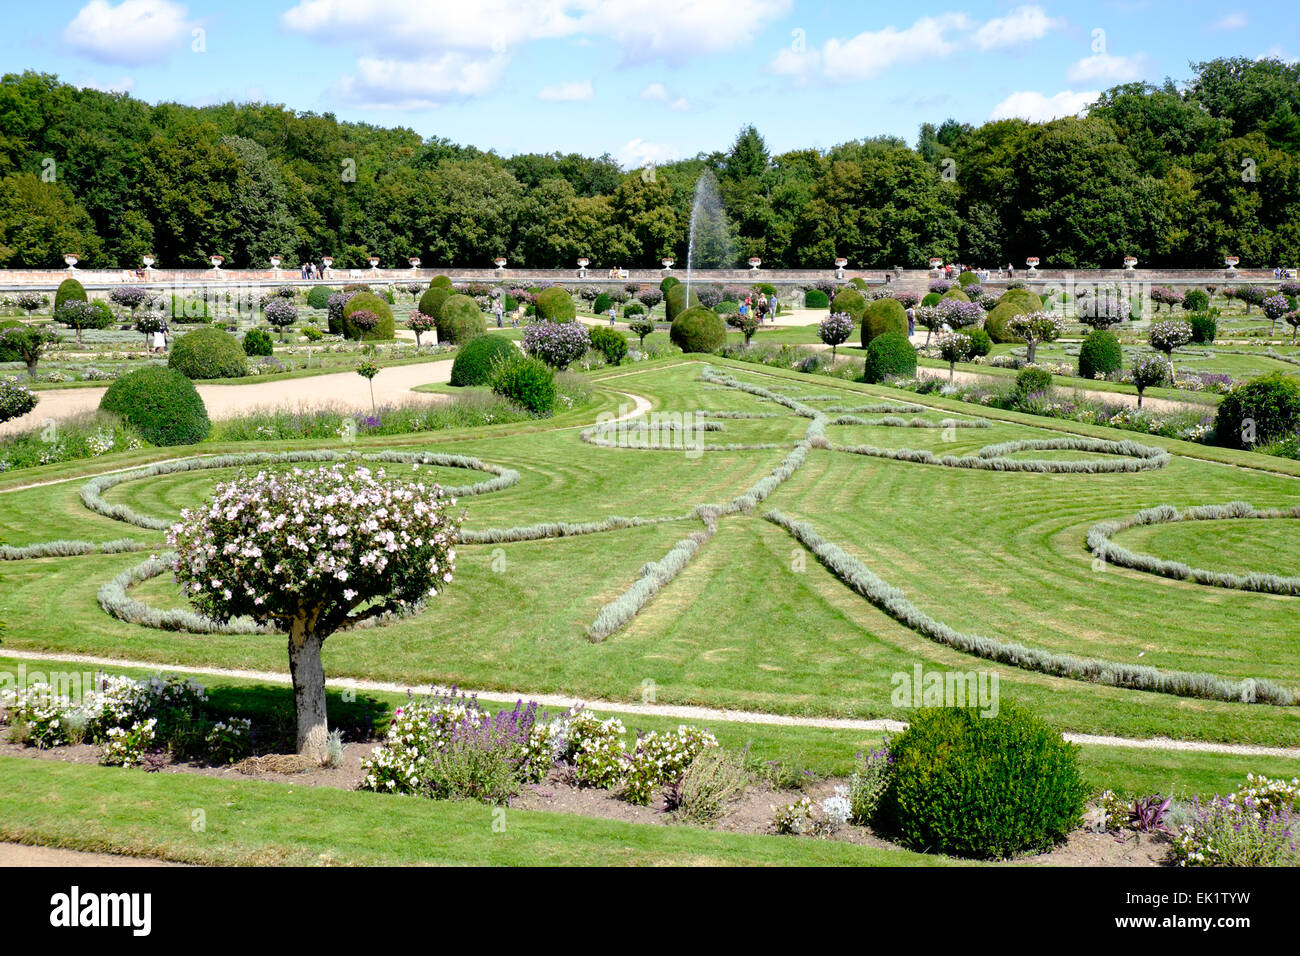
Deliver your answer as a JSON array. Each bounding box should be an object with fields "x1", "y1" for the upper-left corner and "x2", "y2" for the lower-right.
[
  {"x1": 627, "y1": 315, "x2": 655, "y2": 348},
  {"x1": 936, "y1": 331, "x2": 972, "y2": 381},
  {"x1": 356, "y1": 357, "x2": 380, "y2": 412},
  {"x1": 523, "y1": 320, "x2": 590, "y2": 369},
  {"x1": 134, "y1": 313, "x2": 166, "y2": 346},
  {"x1": 110, "y1": 286, "x2": 152, "y2": 314},
  {"x1": 726, "y1": 310, "x2": 759, "y2": 345},
  {"x1": 169, "y1": 464, "x2": 461, "y2": 755},
  {"x1": 407, "y1": 310, "x2": 436, "y2": 346},
  {"x1": 264, "y1": 298, "x2": 298, "y2": 341},
  {"x1": 1149, "y1": 319, "x2": 1192, "y2": 373},
  {"x1": 13, "y1": 291, "x2": 46, "y2": 315},
  {"x1": 1286, "y1": 309, "x2": 1300, "y2": 344},
  {"x1": 636, "y1": 288, "x2": 663, "y2": 308},
  {"x1": 818, "y1": 311, "x2": 854, "y2": 357},
  {"x1": 1234, "y1": 285, "x2": 1264, "y2": 315},
  {"x1": 1149, "y1": 286, "x2": 1183, "y2": 312},
  {"x1": 1077, "y1": 292, "x2": 1129, "y2": 329},
  {"x1": 0, "y1": 378, "x2": 38, "y2": 423},
  {"x1": 916, "y1": 305, "x2": 944, "y2": 345},
  {"x1": 891, "y1": 291, "x2": 920, "y2": 309},
  {"x1": 937, "y1": 298, "x2": 983, "y2": 330},
  {"x1": 53, "y1": 299, "x2": 112, "y2": 346},
  {"x1": 1130, "y1": 354, "x2": 1170, "y2": 408},
  {"x1": 1006, "y1": 311, "x2": 1067, "y2": 364},
  {"x1": 1262, "y1": 294, "x2": 1290, "y2": 337},
  {"x1": 1, "y1": 325, "x2": 58, "y2": 376}
]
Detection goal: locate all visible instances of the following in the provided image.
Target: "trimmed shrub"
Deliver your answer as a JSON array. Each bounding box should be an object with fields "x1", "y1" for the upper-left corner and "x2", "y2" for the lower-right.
[
  {"x1": 100, "y1": 367, "x2": 210, "y2": 446},
  {"x1": 341, "y1": 291, "x2": 395, "y2": 340},
  {"x1": 589, "y1": 326, "x2": 628, "y2": 365},
  {"x1": 436, "y1": 294, "x2": 487, "y2": 345},
  {"x1": 1014, "y1": 366, "x2": 1054, "y2": 398},
  {"x1": 861, "y1": 297, "x2": 908, "y2": 347},
  {"x1": 623, "y1": 301, "x2": 646, "y2": 318},
  {"x1": 984, "y1": 300, "x2": 1031, "y2": 343},
  {"x1": 0, "y1": 377, "x2": 37, "y2": 424},
  {"x1": 418, "y1": 285, "x2": 452, "y2": 324},
  {"x1": 665, "y1": 283, "x2": 700, "y2": 323},
  {"x1": 830, "y1": 289, "x2": 868, "y2": 325},
  {"x1": 534, "y1": 286, "x2": 576, "y2": 323},
  {"x1": 804, "y1": 289, "x2": 829, "y2": 308},
  {"x1": 490, "y1": 353, "x2": 556, "y2": 414},
  {"x1": 54, "y1": 277, "x2": 88, "y2": 311},
  {"x1": 920, "y1": 292, "x2": 942, "y2": 307},
  {"x1": 242, "y1": 328, "x2": 274, "y2": 357},
  {"x1": 876, "y1": 704, "x2": 1086, "y2": 859},
  {"x1": 965, "y1": 326, "x2": 993, "y2": 359},
  {"x1": 660, "y1": 275, "x2": 680, "y2": 294},
  {"x1": 593, "y1": 292, "x2": 612, "y2": 314},
  {"x1": 997, "y1": 287, "x2": 1042, "y2": 313},
  {"x1": 862, "y1": 331, "x2": 916, "y2": 384},
  {"x1": 306, "y1": 286, "x2": 334, "y2": 310},
  {"x1": 940, "y1": 287, "x2": 971, "y2": 303},
  {"x1": 670, "y1": 306, "x2": 725, "y2": 354},
  {"x1": 169, "y1": 327, "x2": 247, "y2": 379},
  {"x1": 957, "y1": 270, "x2": 979, "y2": 287},
  {"x1": 1182, "y1": 288, "x2": 1209, "y2": 313},
  {"x1": 1078, "y1": 329, "x2": 1122, "y2": 379},
  {"x1": 1189, "y1": 312, "x2": 1218, "y2": 344},
  {"x1": 428, "y1": 275, "x2": 453, "y2": 289},
  {"x1": 0, "y1": 319, "x2": 22, "y2": 361},
  {"x1": 449, "y1": 333, "x2": 516, "y2": 387},
  {"x1": 1216, "y1": 372, "x2": 1300, "y2": 449}
]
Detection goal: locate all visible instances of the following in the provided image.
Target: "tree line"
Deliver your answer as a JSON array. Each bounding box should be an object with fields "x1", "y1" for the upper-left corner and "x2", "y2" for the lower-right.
[{"x1": 1, "y1": 57, "x2": 1297, "y2": 272}]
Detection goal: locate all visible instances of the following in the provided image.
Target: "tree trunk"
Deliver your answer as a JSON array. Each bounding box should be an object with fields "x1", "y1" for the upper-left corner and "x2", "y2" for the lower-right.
[
  {"x1": 288, "y1": 619, "x2": 328, "y2": 757},
  {"x1": 1027, "y1": 341, "x2": 1038, "y2": 364}
]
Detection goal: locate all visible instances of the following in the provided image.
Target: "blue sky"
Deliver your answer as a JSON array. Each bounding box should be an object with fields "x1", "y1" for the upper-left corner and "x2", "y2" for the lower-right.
[{"x1": 4, "y1": 1, "x2": 1296, "y2": 167}]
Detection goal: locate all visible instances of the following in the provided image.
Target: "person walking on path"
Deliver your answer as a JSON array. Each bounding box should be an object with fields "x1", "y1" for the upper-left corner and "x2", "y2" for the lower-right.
[{"x1": 608, "y1": 305, "x2": 617, "y2": 326}]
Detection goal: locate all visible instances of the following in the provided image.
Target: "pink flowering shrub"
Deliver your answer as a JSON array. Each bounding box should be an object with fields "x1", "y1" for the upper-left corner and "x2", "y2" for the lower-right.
[{"x1": 168, "y1": 463, "x2": 461, "y2": 754}]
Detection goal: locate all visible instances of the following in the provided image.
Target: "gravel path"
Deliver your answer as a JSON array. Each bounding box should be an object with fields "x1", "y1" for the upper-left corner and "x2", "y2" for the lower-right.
[
  {"x1": 1, "y1": 359, "x2": 456, "y2": 437},
  {"x1": 0, "y1": 842, "x2": 182, "y2": 867},
  {"x1": 4, "y1": 649, "x2": 1294, "y2": 759}
]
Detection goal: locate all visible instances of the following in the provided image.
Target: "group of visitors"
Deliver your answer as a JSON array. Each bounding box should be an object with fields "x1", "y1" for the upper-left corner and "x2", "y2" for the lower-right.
[
  {"x1": 738, "y1": 292, "x2": 779, "y2": 323},
  {"x1": 299, "y1": 261, "x2": 326, "y2": 279},
  {"x1": 943, "y1": 262, "x2": 1003, "y2": 281}
]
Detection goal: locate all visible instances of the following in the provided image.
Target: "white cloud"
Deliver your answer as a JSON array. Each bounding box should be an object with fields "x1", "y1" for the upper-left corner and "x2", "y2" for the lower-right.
[
  {"x1": 1256, "y1": 45, "x2": 1299, "y2": 65},
  {"x1": 64, "y1": 0, "x2": 193, "y2": 66},
  {"x1": 990, "y1": 89, "x2": 1099, "y2": 122},
  {"x1": 335, "y1": 52, "x2": 509, "y2": 109},
  {"x1": 669, "y1": 97, "x2": 690, "y2": 111},
  {"x1": 577, "y1": 0, "x2": 792, "y2": 63},
  {"x1": 972, "y1": 4, "x2": 1060, "y2": 50},
  {"x1": 537, "y1": 79, "x2": 594, "y2": 102},
  {"x1": 615, "y1": 138, "x2": 680, "y2": 170},
  {"x1": 816, "y1": 14, "x2": 972, "y2": 83},
  {"x1": 1067, "y1": 52, "x2": 1145, "y2": 84},
  {"x1": 640, "y1": 82, "x2": 669, "y2": 101},
  {"x1": 76, "y1": 74, "x2": 136, "y2": 94},
  {"x1": 1210, "y1": 13, "x2": 1247, "y2": 31}
]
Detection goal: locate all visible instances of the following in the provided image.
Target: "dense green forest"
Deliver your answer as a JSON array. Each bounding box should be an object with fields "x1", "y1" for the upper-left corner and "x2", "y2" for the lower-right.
[{"x1": 1, "y1": 58, "x2": 1298, "y2": 271}]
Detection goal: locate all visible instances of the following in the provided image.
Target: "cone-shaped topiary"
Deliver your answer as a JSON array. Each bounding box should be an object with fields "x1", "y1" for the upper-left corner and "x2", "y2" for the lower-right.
[
  {"x1": 342, "y1": 292, "x2": 395, "y2": 340},
  {"x1": 54, "y1": 277, "x2": 88, "y2": 311},
  {"x1": 169, "y1": 327, "x2": 247, "y2": 379},
  {"x1": 534, "y1": 286, "x2": 576, "y2": 323},
  {"x1": 449, "y1": 333, "x2": 516, "y2": 386},
  {"x1": 101, "y1": 367, "x2": 211, "y2": 445},
  {"x1": 861, "y1": 297, "x2": 908, "y2": 346},
  {"x1": 1078, "y1": 329, "x2": 1122, "y2": 380},
  {"x1": 670, "y1": 306, "x2": 725, "y2": 353},
  {"x1": 437, "y1": 293, "x2": 487, "y2": 344},
  {"x1": 665, "y1": 282, "x2": 700, "y2": 323},
  {"x1": 862, "y1": 330, "x2": 916, "y2": 383}
]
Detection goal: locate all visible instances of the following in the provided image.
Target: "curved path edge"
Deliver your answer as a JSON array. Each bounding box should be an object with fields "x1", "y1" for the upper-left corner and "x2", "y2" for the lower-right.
[{"x1": 2, "y1": 649, "x2": 1295, "y2": 760}]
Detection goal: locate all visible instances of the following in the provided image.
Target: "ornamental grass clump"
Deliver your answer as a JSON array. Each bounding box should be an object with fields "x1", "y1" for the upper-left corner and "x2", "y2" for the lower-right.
[{"x1": 168, "y1": 463, "x2": 461, "y2": 756}]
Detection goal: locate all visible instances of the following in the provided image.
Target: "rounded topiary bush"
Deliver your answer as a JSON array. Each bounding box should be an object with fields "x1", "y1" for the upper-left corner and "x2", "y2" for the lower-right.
[
  {"x1": 534, "y1": 286, "x2": 576, "y2": 323},
  {"x1": 831, "y1": 289, "x2": 867, "y2": 325},
  {"x1": 589, "y1": 326, "x2": 628, "y2": 365},
  {"x1": 920, "y1": 292, "x2": 942, "y2": 307},
  {"x1": 875, "y1": 704, "x2": 1086, "y2": 859},
  {"x1": 242, "y1": 328, "x2": 274, "y2": 357},
  {"x1": 341, "y1": 292, "x2": 395, "y2": 341},
  {"x1": 0, "y1": 319, "x2": 23, "y2": 362},
  {"x1": 1078, "y1": 329, "x2": 1121, "y2": 380},
  {"x1": 984, "y1": 300, "x2": 1031, "y2": 343},
  {"x1": 1216, "y1": 372, "x2": 1300, "y2": 449},
  {"x1": 861, "y1": 297, "x2": 908, "y2": 347},
  {"x1": 997, "y1": 287, "x2": 1042, "y2": 313},
  {"x1": 670, "y1": 306, "x2": 725, "y2": 354},
  {"x1": 593, "y1": 292, "x2": 612, "y2": 314},
  {"x1": 804, "y1": 289, "x2": 829, "y2": 309},
  {"x1": 862, "y1": 331, "x2": 916, "y2": 384},
  {"x1": 418, "y1": 285, "x2": 452, "y2": 324},
  {"x1": 665, "y1": 283, "x2": 700, "y2": 323},
  {"x1": 965, "y1": 326, "x2": 992, "y2": 358},
  {"x1": 1014, "y1": 366, "x2": 1054, "y2": 398},
  {"x1": 100, "y1": 367, "x2": 210, "y2": 446},
  {"x1": 1182, "y1": 289, "x2": 1209, "y2": 313},
  {"x1": 306, "y1": 286, "x2": 334, "y2": 311},
  {"x1": 449, "y1": 333, "x2": 516, "y2": 387},
  {"x1": 437, "y1": 293, "x2": 487, "y2": 344},
  {"x1": 940, "y1": 287, "x2": 971, "y2": 303},
  {"x1": 54, "y1": 278, "x2": 88, "y2": 311},
  {"x1": 490, "y1": 353, "x2": 555, "y2": 415},
  {"x1": 428, "y1": 275, "x2": 453, "y2": 290},
  {"x1": 957, "y1": 271, "x2": 979, "y2": 288},
  {"x1": 169, "y1": 327, "x2": 247, "y2": 379},
  {"x1": 1189, "y1": 312, "x2": 1218, "y2": 344},
  {"x1": 660, "y1": 275, "x2": 680, "y2": 295}
]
